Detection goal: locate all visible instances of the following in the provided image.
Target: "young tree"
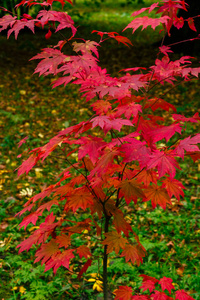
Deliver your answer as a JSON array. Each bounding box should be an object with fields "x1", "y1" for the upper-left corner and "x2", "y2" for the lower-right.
[{"x1": 0, "y1": 0, "x2": 199, "y2": 299}]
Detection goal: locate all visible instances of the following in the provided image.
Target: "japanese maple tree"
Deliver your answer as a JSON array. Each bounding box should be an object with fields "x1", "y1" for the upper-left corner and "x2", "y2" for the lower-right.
[{"x1": 1, "y1": 0, "x2": 200, "y2": 299}]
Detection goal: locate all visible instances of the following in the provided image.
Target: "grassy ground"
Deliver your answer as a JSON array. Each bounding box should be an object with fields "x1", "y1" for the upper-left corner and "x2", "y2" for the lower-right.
[{"x1": 0, "y1": 1, "x2": 200, "y2": 299}]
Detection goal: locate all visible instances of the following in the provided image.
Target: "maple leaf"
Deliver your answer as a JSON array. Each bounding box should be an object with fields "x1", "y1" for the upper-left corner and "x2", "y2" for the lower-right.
[
  {"x1": 136, "y1": 169, "x2": 157, "y2": 187},
  {"x1": 37, "y1": 10, "x2": 76, "y2": 35},
  {"x1": 44, "y1": 249, "x2": 75, "y2": 274},
  {"x1": 146, "y1": 123, "x2": 182, "y2": 144},
  {"x1": 91, "y1": 116, "x2": 133, "y2": 133},
  {"x1": 19, "y1": 212, "x2": 42, "y2": 230},
  {"x1": 172, "y1": 113, "x2": 199, "y2": 123},
  {"x1": 17, "y1": 152, "x2": 40, "y2": 177},
  {"x1": 66, "y1": 187, "x2": 93, "y2": 213},
  {"x1": 30, "y1": 48, "x2": 67, "y2": 76},
  {"x1": 76, "y1": 245, "x2": 92, "y2": 259},
  {"x1": 73, "y1": 40, "x2": 99, "y2": 57},
  {"x1": 124, "y1": 16, "x2": 170, "y2": 34},
  {"x1": 144, "y1": 98, "x2": 176, "y2": 112},
  {"x1": 144, "y1": 184, "x2": 171, "y2": 210},
  {"x1": 175, "y1": 290, "x2": 196, "y2": 300},
  {"x1": 102, "y1": 231, "x2": 127, "y2": 254},
  {"x1": 159, "y1": 277, "x2": 174, "y2": 294},
  {"x1": 66, "y1": 219, "x2": 91, "y2": 234},
  {"x1": 113, "y1": 209, "x2": 133, "y2": 236},
  {"x1": 34, "y1": 239, "x2": 60, "y2": 265},
  {"x1": 89, "y1": 147, "x2": 119, "y2": 178},
  {"x1": 175, "y1": 134, "x2": 200, "y2": 159},
  {"x1": 56, "y1": 234, "x2": 71, "y2": 248},
  {"x1": 151, "y1": 290, "x2": 169, "y2": 300},
  {"x1": 77, "y1": 136, "x2": 106, "y2": 165},
  {"x1": 121, "y1": 244, "x2": 146, "y2": 266},
  {"x1": 162, "y1": 178, "x2": 185, "y2": 200},
  {"x1": 0, "y1": 15, "x2": 17, "y2": 32},
  {"x1": 140, "y1": 280, "x2": 156, "y2": 293},
  {"x1": 7, "y1": 19, "x2": 35, "y2": 39},
  {"x1": 91, "y1": 100, "x2": 112, "y2": 115},
  {"x1": 118, "y1": 178, "x2": 146, "y2": 205},
  {"x1": 114, "y1": 102, "x2": 142, "y2": 119},
  {"x1": 114, "y1": 286, "x2": 133, "y2": 300},
  {"x1": 112, "y1": 35, "x2": 133, "y2": 47},
  {"x1": 147, "y1": 150, "x2": 181, "y2": 179},
  {"x1": 139, "y1": 274, "x2": 159, "y2": 284}
]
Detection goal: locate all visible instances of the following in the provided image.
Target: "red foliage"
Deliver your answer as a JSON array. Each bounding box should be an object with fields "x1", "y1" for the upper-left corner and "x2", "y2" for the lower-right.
[{"x1": 0, "y1": 0, "x2": 199, "y2": 299}]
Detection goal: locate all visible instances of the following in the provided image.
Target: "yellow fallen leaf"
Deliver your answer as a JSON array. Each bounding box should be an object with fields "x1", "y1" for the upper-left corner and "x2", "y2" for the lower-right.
[
  {"x1": 19, "y1": 90, "x2": 26, "y2": 95},
  {"x1": 19, "y1": 286, "x2": 26, "y2": 294}
]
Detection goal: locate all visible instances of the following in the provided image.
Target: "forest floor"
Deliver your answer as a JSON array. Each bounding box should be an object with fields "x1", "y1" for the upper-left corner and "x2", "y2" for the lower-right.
[{"x1": 0, "y1": 1, "x2": 200, "y2": 299}]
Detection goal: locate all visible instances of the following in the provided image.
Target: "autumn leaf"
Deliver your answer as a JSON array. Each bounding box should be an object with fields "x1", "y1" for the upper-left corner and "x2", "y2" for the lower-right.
[
  {"x1": 124, "y1": 16, "x2": 170, "y2": 34},
  {"x1": 56, "y1": 234, "x2": 71, "y2": 248},
  {"x1": 44, "y1": 249, "x2": 75, "y2": 274},
  {"x1": 66, "y1": 187, "x2": 93, "y2": 212},
  {"x1": 144, "y1": 184, "x2": 171, "y2": 210},
  {"x1": 34, "y1": 239, "x2": 60, "y2": 265},
  {"x1": 151, "y1": 290, "x2": 169, "y2": 300},
  {"x1": 119, "y1": 178, "x2": 146, "y2": 204},
  {"x1": 162, "y1": 178, "x2": 185, "y2": 200},
  {"x1": 102, "y1": 231, "x2": 127, "y2": 254},
  {"x1": 140, "y1": 280, "x2": 156, "y2": 293},
  {"x1": 114, "y1": 286, "x2": 133, "y2": 300},
  {"x1": 77, "y1": 245, "x2": 92, "y2": 259},
  {"x1": 175, "y1": 290, "x2": 196, "y2": 300},
  {"x1": 121, "y1": 243, "x2": 146, "y2": 266},
  {"x1": 159, "y1": 277, "x2": 175, "y2": 294}
]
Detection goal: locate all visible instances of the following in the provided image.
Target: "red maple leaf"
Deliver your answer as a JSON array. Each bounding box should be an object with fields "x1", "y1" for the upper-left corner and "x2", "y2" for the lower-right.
[
  {"x1": 56, "y1": 234, "x2": 71, "y2": 248},
  {"x1": 76, "y1": 245, "x2": 91, "y2": 259},
  {"x1": 19, "y1": 212, "x2": 42, "y2": 230},
  {"x1": 147, "y1": 150, "x2": 181, "y2": 179},
  {"x1": 176, "y1": 134, "x2": 200, "y2": 159},
  {"x1": 124, "y1": 16, "x2": 169, "y2": 34},
  {"x1": 66, "y1": 187, "x2": 94, "y2": 213},
  {"x1": 77, "y1": 136, "x2": 106, "y2": 165},
  {"x1": 140, "y1": 280, "x2": 156, "y2": 293},
  {"x1": 34, "y1": 239, "x2": 60, "y2": 265},
  {"x1": 44, "y1": 249, "x2": 75, "y2": 274},
  {"x1": 144, "y1": 184, "x2": 171, "y2": 210},
  {"x1": 121, "y1": 244, "x2": 146, "y2": 266},
  {"x1": 151, "y1": 290, "x2": 169, "y2": 300},
  {"x1": 175, "y1": 290, "x2": 196, "y2": 300},
  {"x1": 139, "y1": 274, "x2": 159, "y2": 284},
  {"x1": 118, "y1": 178, "x2": 146, "y2": 205},
  {"x1": 162, "y1": 178, "x2": 185, "y2": 200},
  {"x1": 30, "y1": 48, "x2": 67, "y2": 76},
  {"x1": 144, "y1": 98, "x2": 176, "y2": 112},
  {"x1": 112, "y1": 209, "x2": 133, "y2": 237},
  {"x1": 159, "y1": 277, "x2": 174, "y2": 294},
  {"x1": 114, "y1": 286, "x2": 133, "y2": 300},
  {"x1": 102, "y1": 231, "x2": 127, "y2": 255}
]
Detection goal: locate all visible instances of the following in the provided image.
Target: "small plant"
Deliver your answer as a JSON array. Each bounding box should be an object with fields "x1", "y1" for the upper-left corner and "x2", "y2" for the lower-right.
[{"x1": 0, "y1": 1, "x2": 199, "y2": 299}]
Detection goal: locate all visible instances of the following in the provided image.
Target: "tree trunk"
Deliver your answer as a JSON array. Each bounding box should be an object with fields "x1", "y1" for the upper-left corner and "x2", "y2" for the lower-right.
[{"x1": 163, "y1": 0, "x2": 200, "y2": 55}]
